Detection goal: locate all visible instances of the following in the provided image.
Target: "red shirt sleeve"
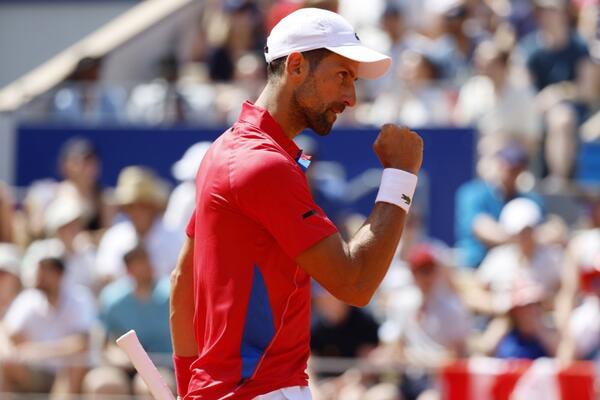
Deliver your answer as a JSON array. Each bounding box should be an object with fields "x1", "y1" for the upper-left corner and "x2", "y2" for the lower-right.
[
  {"x1": 235, "y1": 152, "x2": 338, "y2": 259},
  {"x1": 186, "y1": 208, "x2": 196, "y2": 238}
]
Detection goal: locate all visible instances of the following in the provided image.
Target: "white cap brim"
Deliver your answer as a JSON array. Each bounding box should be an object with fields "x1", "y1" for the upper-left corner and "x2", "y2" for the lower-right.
[{"x1": 325, "y1": 44, "x2": 391, "y2": 79}]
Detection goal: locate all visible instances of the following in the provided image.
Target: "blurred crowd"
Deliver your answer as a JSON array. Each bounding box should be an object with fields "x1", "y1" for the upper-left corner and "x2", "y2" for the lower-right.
[
  {"x1": 2, "y1": 0, "x2": 600, "y2": 399},
  {"x1": 0, "y1": 135, "x2": 598, "y2": 399},
  {"x1": 41, "y1": 0, "x2": 600, "y2": 187}
]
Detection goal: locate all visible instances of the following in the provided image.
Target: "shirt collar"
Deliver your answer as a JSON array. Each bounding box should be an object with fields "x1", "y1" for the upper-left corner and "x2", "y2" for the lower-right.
[{"x1": 238, "y1": 101, "x2": 300, "y2": 160}]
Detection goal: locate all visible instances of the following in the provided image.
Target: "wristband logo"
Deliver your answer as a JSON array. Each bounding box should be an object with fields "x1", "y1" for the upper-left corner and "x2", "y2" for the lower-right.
[{"x1": 401, "y1": 194, "x2": 411, "y2": 206}]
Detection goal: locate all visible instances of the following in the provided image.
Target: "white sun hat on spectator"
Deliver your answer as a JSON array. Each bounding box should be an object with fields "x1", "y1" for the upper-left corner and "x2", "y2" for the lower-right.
[
  {"x1": 172, "y1": 142, "x2": 212, "y2": 182},
  {"x1": 264, "y1": 8, "x2": 391, "y2": 79},
  {"x1": 500, "y1": 198, "x2": 543, "y2": 236},
  {"x1": 45, "y1": 195, "x2": 87, "y2": 234},
  {"x1": 0, "y1": 243, "x2": 22, "y2": 277}
]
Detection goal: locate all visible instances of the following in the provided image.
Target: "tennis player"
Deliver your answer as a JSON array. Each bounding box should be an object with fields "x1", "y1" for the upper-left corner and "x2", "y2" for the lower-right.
[{"x1": 170, "y1": 8, "x2": 423, "y2": 400}]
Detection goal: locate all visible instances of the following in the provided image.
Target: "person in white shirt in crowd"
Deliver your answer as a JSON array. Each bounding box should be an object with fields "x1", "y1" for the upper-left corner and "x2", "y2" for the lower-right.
[
  {"x1": 454, "y1": 40, "x2": 542, "y2": 159},
  {"x1": 163, "y1": 141, "x2": 212, "y2": 249},
  {"x1": 21, "y1": 194, "x2": 97, "y2": 290},
  {"x1": 96, "y1": 166, "x2": 179, "y2": 283},
  {"x1": 477, "y1": 197, "x2": 563, "y2": 311},
  {"x1": 375, "y1": 243, "x2": 471, "y2": 400},
  {"x1": 0, "y1": 244, "x2": 22, "y2": 319},
  {"x1": 0, "y1": 257, "x2": 96, "y2": 395}
]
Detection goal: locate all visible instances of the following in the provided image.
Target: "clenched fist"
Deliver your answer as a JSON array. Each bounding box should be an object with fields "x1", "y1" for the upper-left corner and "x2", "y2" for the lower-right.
[{"x1": 373, "y1": 124, "x2": 423, "y2": 174}]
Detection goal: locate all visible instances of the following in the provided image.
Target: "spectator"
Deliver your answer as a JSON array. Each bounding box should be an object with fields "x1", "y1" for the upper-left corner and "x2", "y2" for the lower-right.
[
  {"x1": 206, "y1": 1, "x2": 264, "y2": 82},
  {"x1": 494, "y1": 280, "x2": 559, "y2": 359},
  {"x1": 374, "y1": 207, "x2": 455, "y2": 320},
  {"x1": 536, "y1": 57, "x2": 600, "y2": 187},
  {"x1": 311, "y1": 286, "x2": 379, "y2": 360},
  {"x1": 519, "y1": 0, "x2": 589, "y2": 184},
  {"x1": 455, "y1": 142, "x2": 542, "y2": 269},
  {"x1": 127, "y1": 53, "x2": 189, "y2": 125},
  {"x1": 100, "y1": 245, "x2": 172, "y2": 354},
  {"x1": 367, "y1": 4, "x2": 416, "y2": 98},
  {"x1": 163, "y1": 142, "x2": 212, "y2": 245},
  {"x1": 369, "y1": 49, "x2": 454, "y2": 127},
  {"x1": 411, "y1": 0, "x2": 476, "y2": 83},
  {"x1": 520, "y1": 0, "x2": 588, "y2": 92},
  {"x1": 0, "y1": 257, "x2": 96, "y2": 394},
  {"x1": 23, "y1": 138, "x2": 113, "y2": 242},
  {"x1": 454, "y1": 40, "x2": 542, "y2": 157},
  {"x1": 84, "y1": 245, "x2": 173, "y2": 397},
  {"x1": 96, "y1": 166, "x2": 179, "y2": 283},
  {"x1": 21, "y1": 195, "x2": 97, "y2": 290},
  {"x1": 477, "y1": 198, "x2": 563, "y2": 309},
  {"x1": 376, "y1": 244, "x2": 471, "y2": 400},
  {"x1": 0, "y1": 244, "x2": 22, "y2": 319},
  {"x1": 52, "y1": 56, "x2": 127, "y2": 122}
]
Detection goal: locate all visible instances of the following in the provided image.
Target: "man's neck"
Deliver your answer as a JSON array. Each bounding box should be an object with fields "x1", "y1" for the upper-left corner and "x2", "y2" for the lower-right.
[
  {"x1": 135, "y1": 281, "x2": 154, "y2": 300},
  {"x1": 255, "y1": 83, "x2": 305, "y2": 139},
  {"x1": 46, "y1": 289, "x2": 60, "y2": 307}
]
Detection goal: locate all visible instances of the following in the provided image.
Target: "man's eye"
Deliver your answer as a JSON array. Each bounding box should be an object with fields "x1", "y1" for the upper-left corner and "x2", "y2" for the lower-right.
[{"x1": 338, "y1": 72, "x2": 346, "y2": 80}]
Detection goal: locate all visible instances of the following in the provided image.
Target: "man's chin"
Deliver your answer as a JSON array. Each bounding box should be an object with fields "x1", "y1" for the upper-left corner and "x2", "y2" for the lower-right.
[
  {"x1": 313, "y1": 127, "x2": 333, "y2": 136},
  {"x1": 309, "y1": 119, "x2": 334, "y2": 136}
]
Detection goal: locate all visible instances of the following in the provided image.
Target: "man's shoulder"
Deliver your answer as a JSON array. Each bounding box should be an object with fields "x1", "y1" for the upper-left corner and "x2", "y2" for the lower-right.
[
  {"x1": 211, "y1": 125, "x2": 300, "y2": 183},
  {"x1": 231, "y1": 144, "x2": 301, "y2": 188}
]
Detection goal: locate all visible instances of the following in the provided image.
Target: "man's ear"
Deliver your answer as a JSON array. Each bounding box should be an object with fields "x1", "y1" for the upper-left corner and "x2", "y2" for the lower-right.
[{"x1": 285, "y1": 52, "x2": 308, "y2": 82}]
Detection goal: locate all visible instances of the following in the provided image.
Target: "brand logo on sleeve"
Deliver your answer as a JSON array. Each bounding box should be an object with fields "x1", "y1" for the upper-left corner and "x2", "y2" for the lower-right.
[{"x1": 302, "y1": 209, "x2": 316, "y2": 219}]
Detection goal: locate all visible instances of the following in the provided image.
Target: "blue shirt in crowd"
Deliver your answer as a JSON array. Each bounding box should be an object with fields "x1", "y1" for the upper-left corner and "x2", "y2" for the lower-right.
[
  {"x1": 521, "y1": 31, "x2": 588, "y2": 91},
  {"x1": 454, "y1": 179, "x2": 543, "y2": 269},
  {"x1": 495, "y1": 329, "x2": 548, "y2": 360},
  {"x1": 99, "y1": 277, "x2": 172, "y2": 354}
]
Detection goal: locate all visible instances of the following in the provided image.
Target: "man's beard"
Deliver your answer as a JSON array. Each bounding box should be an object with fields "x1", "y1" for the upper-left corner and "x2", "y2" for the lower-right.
[{"x1": 292, "y1": 78, "x2": 343, "y2": 136}]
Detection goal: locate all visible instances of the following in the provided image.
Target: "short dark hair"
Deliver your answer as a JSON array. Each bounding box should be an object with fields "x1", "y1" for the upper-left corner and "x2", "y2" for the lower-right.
[
  {"x1": 39, "y1": 257, "x2": 65, "y2": 274},
  {"x1": 123, "y1": 244, "x2": 148, "y2": 266},
  {"x1": 267, "y1": 48, "x2": 333, "y2": 81}
]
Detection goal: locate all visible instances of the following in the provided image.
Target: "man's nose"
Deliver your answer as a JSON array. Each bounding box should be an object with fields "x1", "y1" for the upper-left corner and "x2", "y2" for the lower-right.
[{"x1": 342, "y1": 81, "x2": 357, "y2": 108}]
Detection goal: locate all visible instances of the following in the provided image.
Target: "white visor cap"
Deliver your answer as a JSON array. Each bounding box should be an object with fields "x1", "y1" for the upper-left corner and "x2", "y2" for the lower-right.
[{"x1": 265, "y1": 8, "x2": 391, "y2": 80}]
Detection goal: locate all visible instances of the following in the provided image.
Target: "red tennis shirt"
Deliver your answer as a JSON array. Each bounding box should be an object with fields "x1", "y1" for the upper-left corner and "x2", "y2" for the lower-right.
[{"x1": 184, "y1": 101, "x2": 338, "y2": 399}]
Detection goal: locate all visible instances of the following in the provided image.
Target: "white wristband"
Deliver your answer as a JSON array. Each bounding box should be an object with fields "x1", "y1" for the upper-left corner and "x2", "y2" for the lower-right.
[{"x1": 375, "y1": 168, "x2": 418, "y2": 212}]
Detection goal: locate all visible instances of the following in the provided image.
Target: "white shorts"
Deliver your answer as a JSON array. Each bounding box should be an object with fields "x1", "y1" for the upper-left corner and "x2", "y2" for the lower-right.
[{"x1": 255, "y1": 386, "x2": 312, "y2": 400}]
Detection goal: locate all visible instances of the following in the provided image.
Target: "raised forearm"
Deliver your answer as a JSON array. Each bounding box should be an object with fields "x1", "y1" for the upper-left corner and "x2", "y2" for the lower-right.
[
  {"x1": 297, "y1": 125, "x2": 422, "y2": 307},
  {"x1": 344, "y1": 202, "x2": 406, "y2": 304}
]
